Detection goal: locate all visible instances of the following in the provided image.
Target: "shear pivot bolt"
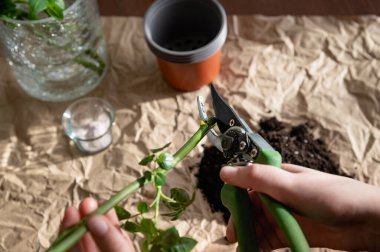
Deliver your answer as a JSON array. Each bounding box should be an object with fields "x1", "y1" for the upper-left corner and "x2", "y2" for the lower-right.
[
  {"x1": 251, "y1": 148, "x2": 258, "y2": 157},
  {"x1": 239, "y1": 141, "x2": 246, "y2": 150},
  {"x1": 229, "y1": 119, "x2": 235, "y2": 127}
]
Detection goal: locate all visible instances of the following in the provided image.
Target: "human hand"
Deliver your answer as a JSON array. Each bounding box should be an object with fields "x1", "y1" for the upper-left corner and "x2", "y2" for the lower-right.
[
  {"x1": 61, "y1": 197, "x2": 136, "y2": 252},
  {"x1": 220, "y1": 163, "x2": 380, "y2": 251}
]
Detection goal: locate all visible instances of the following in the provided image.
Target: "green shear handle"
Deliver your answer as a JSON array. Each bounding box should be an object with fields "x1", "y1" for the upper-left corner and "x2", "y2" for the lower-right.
[
  {"x1": 221, "y1": 149, "x2": 310, "y2": 252},
  {"x1": 221, "y1": 184, "x2": 259, "y2": 252}
]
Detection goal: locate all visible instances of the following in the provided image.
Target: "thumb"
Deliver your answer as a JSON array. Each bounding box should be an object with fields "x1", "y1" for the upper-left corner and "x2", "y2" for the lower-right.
[
  {"x1": 220, "y1": 164, "x2": 294, "y2": 203},
  {"x1": 87, "y1": 215, "x2": 134, "y2": 252}
]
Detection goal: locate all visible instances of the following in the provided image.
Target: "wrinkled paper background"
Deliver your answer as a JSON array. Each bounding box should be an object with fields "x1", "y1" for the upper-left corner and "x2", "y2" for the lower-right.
[{"x1": 0, "y1": 15, "x2": 379, "y2": 251}]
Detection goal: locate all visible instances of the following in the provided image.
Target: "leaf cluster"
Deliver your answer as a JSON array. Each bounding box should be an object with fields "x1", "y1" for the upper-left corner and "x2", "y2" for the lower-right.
[
  {"x1": 139, "y1": 143, "x2": 195, "y2": 219},
  {"x1": 114, "y1": 200, "x2": 196, "y2": 252},
  {"x1": 162, "y1": 188, "x2": 195, "y2": 220},
  {"x1": 110, "y1": 142, "x2": 197, "y2": 251},
  {"x1": 46, "y1": 120, "x2": 216, "y2": 252},
  {"x1": 139, "y1": 143, "x2": 174, "y2": 169},
  {"x1": 125, "y1": 219, "x2": 196, "y2": 252},
  {"x1": 139, "y1": 143, "x2": 174, "y2": 187},
  {"x1": 74, "y1": 49, "x2": 106, "y2": 76},
  {"x1": 0, "y1": 0, "x2": 24, "y2": 19},
  {"x1": 0, "y1": 0, "x2": 65, "y2": 21}
]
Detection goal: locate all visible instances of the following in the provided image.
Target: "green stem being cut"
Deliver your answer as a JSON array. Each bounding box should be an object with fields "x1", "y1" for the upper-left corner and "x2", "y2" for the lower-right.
[{"x1": 47, "y1": 118, "x2": 215, "y2": 252}]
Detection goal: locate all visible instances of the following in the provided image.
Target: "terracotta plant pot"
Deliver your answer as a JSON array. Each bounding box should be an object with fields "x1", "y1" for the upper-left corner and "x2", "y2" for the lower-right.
[{"x1": 144, "y1": 0, "x2": 227, "y2": 91}]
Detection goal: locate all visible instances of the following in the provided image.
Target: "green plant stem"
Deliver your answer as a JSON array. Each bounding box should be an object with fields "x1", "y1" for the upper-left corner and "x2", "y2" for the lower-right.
[
  {"x1": 172, "y1": 118, "x2": 216, "y2": 165},
  {"x1": 160, "y1": 191, "x2": 176, "y2": 202},
  {"x1": 149, "y1": 198, "x2": 158, "y2": 208},
  {"x1": 47, "y1": 118, "x2": 216, "y2": 252},
  {"x1": 154, "y1": 187, "x2": 162, "y2": 223}
]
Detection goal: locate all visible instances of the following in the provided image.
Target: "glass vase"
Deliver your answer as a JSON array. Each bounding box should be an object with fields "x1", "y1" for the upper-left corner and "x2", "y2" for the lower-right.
[{"x1": 0, "y1": 0, "x2": 107, "y2": 102}]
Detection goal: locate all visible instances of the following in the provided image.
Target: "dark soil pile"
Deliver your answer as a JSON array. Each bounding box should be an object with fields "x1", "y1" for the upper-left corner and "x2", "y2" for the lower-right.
[{"x1": 196, "y1": 117, "x2": 340, "y2": 223}]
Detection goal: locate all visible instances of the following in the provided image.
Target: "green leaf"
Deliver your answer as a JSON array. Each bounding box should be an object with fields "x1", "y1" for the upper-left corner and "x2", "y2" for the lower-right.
[
  {"x1": 162, "y1": 210, "x2": 182, "y2": 221},
  {"x1": 162, "y1": 188, "x2": 196, "y2": 220},
  {"x1": 46, "y1": 0, "x2": 64, "y2": 20},
  {"x1": 154, "y1": 172, "x2": 166, "y2": 186},
  {"x1": 150, "y1": 142, "x2": 171, "y2": 153},
  {"x1": 141, "y1": 240, "x2": 150, "y2": 252},
  {"x1": 170, "y1": 188, "x2": 190, "y2": 204},
  {"x1": 139, "y1": 155, "x2": 155, "y2": 166},
  {"x1": 157, "y1": 226, "x2": 180, "y2": 246},
  {"x1": 114, "y1": 205, "x2": 131, "y2": 220},
  {"x1": 147, "y1": 227, "x2": 196, "y2": 252},
  {"x1": 53, "y1": 0, "x2": 65, "y2": 9},
  {"x1": 164, "y1": 188, "x2": 195, "y2": 210},
  {"x1": 137, "y1": 202, "x2": 149, "y2": 214},
  {"x1": 143, "y1": 170, "x2": 153, "y2": 181},
  {"x1": 169, "y1": 237, "x2": 197, "y2": 252},
  {"x1": 157, "y1": 153, "x2": 174, "y2": 170},
  {"x1": 74, "y1": 49, "x2": 106, "y2": 76},
  {"x1": 124, "y1": 221, "x2": 139, "y2": 233},
  {"x1": 29, "y1": 0, "x2": 48, "y2": 16},
  {"x1": 162, "y1": 200, "x2": 181, "y2": 211},
  {"x1": 148, "y1": 227, "x2": 180, "y2": 251},
  {"x1": 139, "y1": 219, "x2": 159, "y2": 241},
  {"x1": 0, "y1": 0, "x2": 16, "y2": 17}
]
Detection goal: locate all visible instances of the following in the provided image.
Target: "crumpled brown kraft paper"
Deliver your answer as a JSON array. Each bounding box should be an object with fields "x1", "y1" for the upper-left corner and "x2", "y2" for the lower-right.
[{"x1": 0, "y1": 15, "x2": 379, "y2": 252}]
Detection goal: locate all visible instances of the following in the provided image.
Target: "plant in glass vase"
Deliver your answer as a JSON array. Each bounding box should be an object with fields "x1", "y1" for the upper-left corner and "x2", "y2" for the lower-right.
[{"x1": 0, "y1": 0, "x2": 107, "y2": 102}]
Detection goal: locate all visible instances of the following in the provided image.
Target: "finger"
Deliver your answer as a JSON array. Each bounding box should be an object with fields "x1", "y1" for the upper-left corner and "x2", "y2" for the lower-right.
[
  {"x1": 98, "y1": 199, "x2": 120, "y2": 225},
  {"x1": 220, "y1": 164, "x2": 294, "y2": 205},
  {"x1": 281, "y1": 163, "x2": 312, "y2": 173},
  {"x1": 79, "y1": 198, "x2": 100, "y2": 252},
  {"x1": 61, "y1": 207, "x2": 80, "y2": 231},
  {"x1": 60, "y1": 207, "x2": 82, "y2": 252},
  {"x1": 226, "y1": 217, "x2": 237, "y2": 243},
  {"x1": 79, "y1": 197, "x2": 98, "y2": 217},
  {"x1": 106, "y1": 208, "x2": 121, "y2": 225},
  {"x1": 88, "y1": 215, "x2": 135, "y2": 252}
]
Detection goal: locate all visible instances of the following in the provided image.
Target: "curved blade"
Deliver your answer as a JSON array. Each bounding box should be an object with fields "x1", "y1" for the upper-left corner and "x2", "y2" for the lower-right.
[{"x1": 210, "y1": 84, "x2": 248, "y2": 133}]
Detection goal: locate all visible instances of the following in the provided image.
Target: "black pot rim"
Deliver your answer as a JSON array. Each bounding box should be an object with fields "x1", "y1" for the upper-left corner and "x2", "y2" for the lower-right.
[{"x1": 144, "y1": 0, "x2": 227, "y2": 64}]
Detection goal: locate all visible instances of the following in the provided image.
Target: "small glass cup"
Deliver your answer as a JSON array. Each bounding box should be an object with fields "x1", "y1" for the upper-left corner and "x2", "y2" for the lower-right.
[{"x1": 62, "y1": 97, "x2": 115, "y2": 154}]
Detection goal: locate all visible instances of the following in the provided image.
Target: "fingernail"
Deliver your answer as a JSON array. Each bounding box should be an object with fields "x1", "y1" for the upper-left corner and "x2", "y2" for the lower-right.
[
  {"x1": 88, "y1": 216, "x2": 109, "y2": 236},
  {"x1": 87, "y1": 198, "x2": 98, "y2": 208},
  {"x1": 80, "y1": 197, "x2": 98, "y2": 212}
]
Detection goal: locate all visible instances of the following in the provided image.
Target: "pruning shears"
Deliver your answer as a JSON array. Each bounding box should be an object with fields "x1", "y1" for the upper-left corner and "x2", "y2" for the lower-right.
[{"x1": 197, "y1": 84, "x2": 310, "y2": 252}]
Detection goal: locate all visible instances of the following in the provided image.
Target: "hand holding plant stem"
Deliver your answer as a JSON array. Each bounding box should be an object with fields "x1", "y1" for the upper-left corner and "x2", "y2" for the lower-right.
[{"x1": 47, "y1": 118, "x2": 217, "y2": 252}]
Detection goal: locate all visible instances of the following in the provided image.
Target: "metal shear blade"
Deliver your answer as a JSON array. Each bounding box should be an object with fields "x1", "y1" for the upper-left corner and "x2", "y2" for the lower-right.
[
  {"x1": 196, "y1": 95, "x2": 223, "y2": 152},
  {"x1": 197, "y1": 84, "x2": 248, "y2": 154},
  {"x1": 209, "y1": 84, "x2": 246, "y2": 133}
]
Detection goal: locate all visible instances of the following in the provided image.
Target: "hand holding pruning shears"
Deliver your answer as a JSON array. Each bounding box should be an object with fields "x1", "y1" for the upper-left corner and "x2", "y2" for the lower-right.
[
  {"x1": 220, "y1": 163, "x2": 380, "y2": 251},
  {"x1": 198, "y1": 84, "x2": 309, "y2": 251},
  {"x1": 198, "y1": 84, "x2": 380, "y2": 252}
]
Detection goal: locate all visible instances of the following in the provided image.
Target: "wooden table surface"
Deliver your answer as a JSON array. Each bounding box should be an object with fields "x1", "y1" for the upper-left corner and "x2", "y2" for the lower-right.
[{"x1": 98, "y1": 0, "x2": 380, "y2": 16}]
